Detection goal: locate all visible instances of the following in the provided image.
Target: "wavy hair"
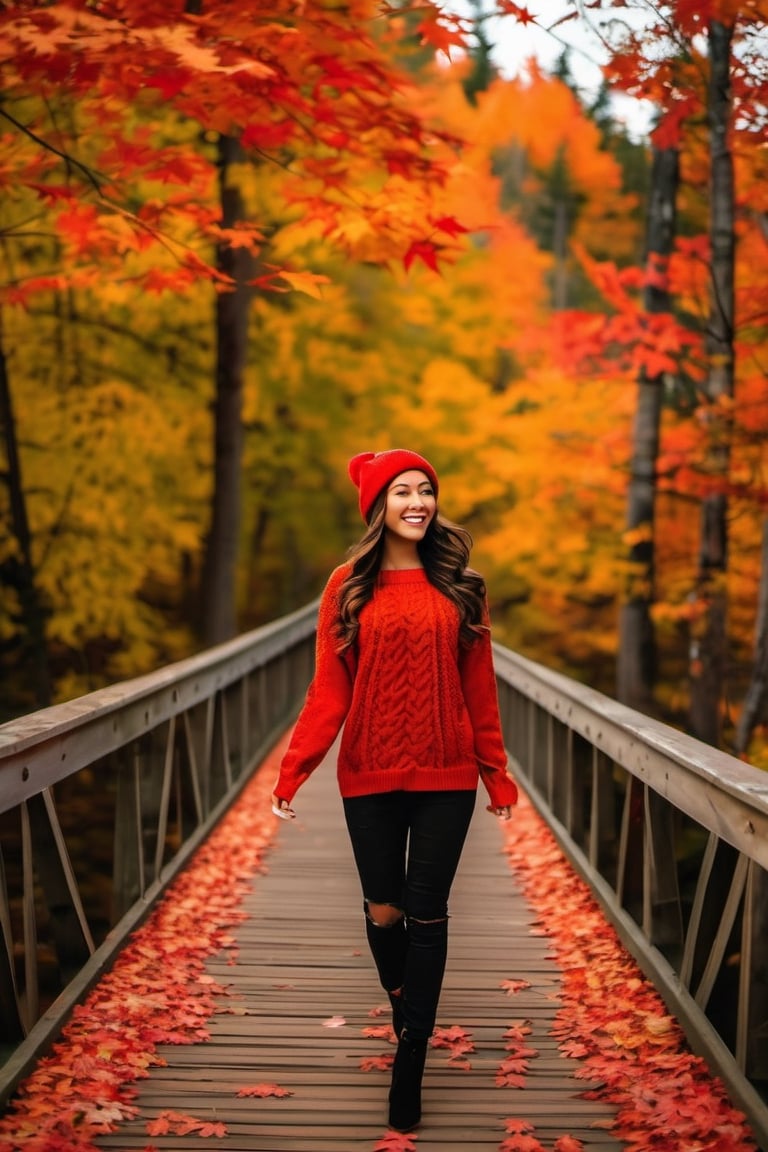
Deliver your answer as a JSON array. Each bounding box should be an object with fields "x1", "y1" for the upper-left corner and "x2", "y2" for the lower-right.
[{"x1": 335, "y1": 489, "x2": 487, "y2": 653}]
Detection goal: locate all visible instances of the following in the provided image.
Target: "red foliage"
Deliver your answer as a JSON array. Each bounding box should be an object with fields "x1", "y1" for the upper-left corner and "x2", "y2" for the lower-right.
[
  {"x1": 373, "y1": 1129, "x2": 420, "y2": 1151},
  {"x1": 236, "y1": 1083, "x2": 294, "y2": 1098},
  {"x1": 0, "y1": 734, "x2": 289, "y2": 1152},
  {"x1": 499, "y1": 791, "x2": 760, "y2": 1152},
  {"x1": 0, "y1": 0, "x2": 467, "y2": 300},
  {"x1": 146, "y1": 1110, "x2": 227, "y2": 1137}
]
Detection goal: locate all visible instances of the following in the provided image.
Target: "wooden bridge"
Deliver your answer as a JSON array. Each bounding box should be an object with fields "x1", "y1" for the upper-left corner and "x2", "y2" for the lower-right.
[{"x1": 1, "y1": 601, "x2": 768, "y2": 1150}]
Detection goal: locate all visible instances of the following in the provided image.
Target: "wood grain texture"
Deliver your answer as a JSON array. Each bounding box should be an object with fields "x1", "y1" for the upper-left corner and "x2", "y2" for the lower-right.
[{"x1": 96, "y1": 754, "x2": 622, "y2": 1150}]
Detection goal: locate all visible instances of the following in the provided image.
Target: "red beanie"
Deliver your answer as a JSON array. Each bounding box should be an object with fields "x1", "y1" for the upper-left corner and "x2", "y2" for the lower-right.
[{"x1": 348, "y1": 449, "x2": 439, "y2": 523}]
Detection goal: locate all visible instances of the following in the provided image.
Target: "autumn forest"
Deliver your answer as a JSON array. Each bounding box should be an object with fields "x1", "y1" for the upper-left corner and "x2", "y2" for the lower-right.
[{"x1": 1, "y1": 0, "x2": 767, "y2": 768}]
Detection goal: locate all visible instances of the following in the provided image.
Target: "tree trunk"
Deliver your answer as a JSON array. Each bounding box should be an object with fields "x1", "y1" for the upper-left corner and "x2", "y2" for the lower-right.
[
  {"x1": 616, "y1": 147, "x2": 679, "y2": 713},
  {"x1": 734, "y1": 516, "x2": 768, "y2": 755},
  {"x1": 689, "y1": 19, "x2": 735, "y2": 746},
  {"x1": 199, "y1": 135, "x2": 252, "y2": 647},
  {"x1": 0, "y1": 321, "x2": 51, "y2": 712}
]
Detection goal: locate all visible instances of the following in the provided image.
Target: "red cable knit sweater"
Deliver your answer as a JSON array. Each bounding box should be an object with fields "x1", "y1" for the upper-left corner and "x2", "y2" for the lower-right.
[{"x1": 274, "y1": 564, "x2": 518, "y2": 810}]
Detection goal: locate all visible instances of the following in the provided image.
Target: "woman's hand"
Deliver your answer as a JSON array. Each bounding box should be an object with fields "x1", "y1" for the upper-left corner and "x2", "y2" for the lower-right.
[
  {"x1": 271, "y1": 794, "x2": 296, "y2": 820},
  {"x1": 486, "y1": 804, "x2": 512, "y2": 821}
]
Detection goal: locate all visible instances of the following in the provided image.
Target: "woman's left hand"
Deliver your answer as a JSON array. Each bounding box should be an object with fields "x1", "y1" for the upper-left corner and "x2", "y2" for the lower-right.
[{"x1": 486, "y1": 804, "x2": 512, "y2": 821}]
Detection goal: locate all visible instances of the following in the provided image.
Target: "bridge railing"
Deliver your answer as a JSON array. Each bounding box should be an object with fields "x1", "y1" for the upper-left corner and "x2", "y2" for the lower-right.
[
  {"x1": 494, "y1": 645, "x2": 768, "y2": 1146},
  {"x1": 2, "y1": 608, "x2": 768, "y2": 1142},
  {"x1": 0, "y1": 603, "x2": 317, "y2": 1106}
]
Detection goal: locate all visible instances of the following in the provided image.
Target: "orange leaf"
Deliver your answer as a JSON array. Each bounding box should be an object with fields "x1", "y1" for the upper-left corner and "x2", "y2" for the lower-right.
[
  {"x1": 500, "y1": 978, "x2": 531, "y2": 996},
  {"x1": 236, "y1": 1083, "x2": 293, "y2": 1098},
  {"x1": 499, "y1": 1133, "x2": 546, "y2": 1151},
  {"x1": 278, "y1": 270, "x2": 331, "y2": 299},
  {"x1": 363, "y1": 1024, "x2": 396, "y2": 1040},
  {"x1": 373, "y1": 1128, "x2": 420, "y2": 1150},
  {"x1": 361, "y1": 1053, "x2": 394, "y2": 1071}
]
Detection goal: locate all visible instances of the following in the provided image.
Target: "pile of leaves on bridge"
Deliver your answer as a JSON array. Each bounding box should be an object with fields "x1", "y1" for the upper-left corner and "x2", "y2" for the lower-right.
[
  {"x1": 1, "y1": 0, "x2": 767, "y2": 773},
  {"x1": 0, "y1": 738, "x2": 284, "y2": 1150},
  {"x1": 497, "y1": 791, "x2": 760, "y2": 1152}
]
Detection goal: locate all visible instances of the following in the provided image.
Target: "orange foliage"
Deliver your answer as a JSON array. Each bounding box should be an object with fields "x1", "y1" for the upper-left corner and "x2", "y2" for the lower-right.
[{"x1": 0, "y1": 0, "x2": 469, "y2": 301}]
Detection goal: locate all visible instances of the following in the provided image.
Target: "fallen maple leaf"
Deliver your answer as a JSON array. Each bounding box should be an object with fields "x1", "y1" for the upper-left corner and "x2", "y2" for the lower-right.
[
  {"x1": 496, "y1": 1070, "x2": 527, "y2": 1088},
  {"x1": 373, "y1": 1128, "x2": 420, "y2": 1150},
  {"x1": 322, "y1": 1015, "x2": 347, "y2": 1028},
  {"x1": 361, "y1": 1053, "x2": 394, "y2": 1072},
  {"x1": 498, "y1": 1057, "x2": 530, "y2": 1075},
  {"x1": 146, "y1": 1109, "x2": 227, "y2": 1137},
  {"x1": 363, "y1": 1025, "x2": 395, "y2": 1041},
  {"x1": 503, "y1": 1021, "x2": 533, "y2": 1041},
  {"x1": 503, "y1": 1118, "x2": 535, "y2": 1134},
  {"x1": 197, "y1": 1120, "x2": 228, "y2": 1137},
  {"x1": 500, "y1": 978, "x2": 531, "y2": 996},
  {"x1": 499, "y1": 1138, "x2": 546, "y2": 1152},
  {"x1": 235, "y1": 1083, "x2": 293, "y2": 1098}
]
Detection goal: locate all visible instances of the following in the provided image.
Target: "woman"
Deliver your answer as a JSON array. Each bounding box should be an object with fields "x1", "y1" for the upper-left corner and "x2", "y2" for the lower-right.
[{"x1": 272, "y1": 448, "x2": 517, "y2": 1133}]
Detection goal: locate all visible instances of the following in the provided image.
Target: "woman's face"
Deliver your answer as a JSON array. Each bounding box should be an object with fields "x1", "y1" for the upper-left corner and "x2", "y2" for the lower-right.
[{"x1": 383, "y1": 470, "x2": 437, "y2": 542}]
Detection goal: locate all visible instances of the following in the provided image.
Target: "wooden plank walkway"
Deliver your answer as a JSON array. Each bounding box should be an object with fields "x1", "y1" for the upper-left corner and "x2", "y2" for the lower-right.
[{"x1": 96, "y1": 749, "x2": 621, "y2": 1151}]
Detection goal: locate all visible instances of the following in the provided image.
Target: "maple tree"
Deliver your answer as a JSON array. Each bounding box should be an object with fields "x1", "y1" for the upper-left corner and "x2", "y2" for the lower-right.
[
  {"x1": 1, "y1": 0, "x2": 766, "y2": 767},
  {"x1": 0, "y1": 0, "x2": 471, "y2": 704},
  {"x1": 541, "y1": 1, "x2": 768, "y2": 741}
]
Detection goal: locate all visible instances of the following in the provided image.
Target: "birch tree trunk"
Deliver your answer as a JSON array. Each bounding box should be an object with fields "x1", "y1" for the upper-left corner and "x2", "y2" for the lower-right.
[
  {"x1": 689, "y1": 19, "x2": 735, "y2": 746},
  {"x1": 617, "y1": 147, "x2": 679, "y2": 713}
]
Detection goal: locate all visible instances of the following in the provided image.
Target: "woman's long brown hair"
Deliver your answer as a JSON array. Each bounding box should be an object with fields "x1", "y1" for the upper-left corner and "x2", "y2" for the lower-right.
[{"x1": 335, "y1": 490, "x2": 487, "y2": 652}]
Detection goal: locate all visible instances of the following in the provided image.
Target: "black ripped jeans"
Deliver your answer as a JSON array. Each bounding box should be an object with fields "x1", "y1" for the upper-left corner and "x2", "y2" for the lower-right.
[{"x1": 343, "y1": 789, "x2": 476, "y2": 1042}]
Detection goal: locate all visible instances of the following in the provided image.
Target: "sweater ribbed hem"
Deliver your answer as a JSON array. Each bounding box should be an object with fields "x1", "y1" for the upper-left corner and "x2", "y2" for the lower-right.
[{"x1": 337, "y1": 764, "x2": 480, "y2": 798}]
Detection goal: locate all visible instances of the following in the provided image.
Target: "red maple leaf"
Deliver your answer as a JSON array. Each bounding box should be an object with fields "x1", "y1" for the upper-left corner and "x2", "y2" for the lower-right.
[
  {"x1": 235, "y1": 1083, "x2": 293, "y2": 1097},
  {"x1": 363, "y1": 1024, "x2": 395, "y2": 1040},
  {"x1": 146, "y1": 1109, "x2": 227, "y2": 1136},
  {"x1": 361, "y1": 1053, "x2": 395, "y2": 1072},
  {"x1": 500, "y1": 978, "x2": 531, "y2": 995},
  {"x1": 503, "y1": 1022, "x2": 532, "y2": 1041},
  {"x1": 498, "y1": 1057, "x2": 530, "y2": 1075},
  {"x1": 503, "y1": 1119, "x2": 535, "y2": 1134},
  {"x1": 416, "y1": 9, "x2": 468, "y2": 58},
  {"x1": 495, "y1": 1, "x2": 537, "y2": 24},
  {"x1": 496, "y1": 1065, "x2": 527, "y2": 1087},
  {"x1": 373, "y1": 1128, "x2": 420, "y2": 1150},
  {"x1": 428, "y1": 214, "x2": 469, "y2": 238},
  {"x1": 403, "y1": 238, "x2": 442, "y2": 273},
  {"x1": 499, "y1": 1133, "x2": 546, "y2": 1152}
]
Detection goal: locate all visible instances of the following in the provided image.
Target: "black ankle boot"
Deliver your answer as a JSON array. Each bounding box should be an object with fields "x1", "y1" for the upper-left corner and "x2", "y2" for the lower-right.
[
  {"x1": 388, "y1": 1033, "x2": 428, "y2": 1132},
  {"x1": 388, "y1": 990, "x2": 404, "y2": 1039}
]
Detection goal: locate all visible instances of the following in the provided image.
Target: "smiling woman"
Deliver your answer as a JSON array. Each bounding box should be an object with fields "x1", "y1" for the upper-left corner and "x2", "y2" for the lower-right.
[{"x1": 270, "y1": 447, "x2": 518, "y2": 1133}]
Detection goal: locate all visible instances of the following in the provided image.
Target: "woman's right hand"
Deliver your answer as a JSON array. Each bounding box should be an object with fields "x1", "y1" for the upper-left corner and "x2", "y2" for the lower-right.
[
  {"x1": 486, "y1": 804, "x2": 512, "y2": 821},
  {"x1": 271, "y1": 794, "x2": 296, "y2": 820}
]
